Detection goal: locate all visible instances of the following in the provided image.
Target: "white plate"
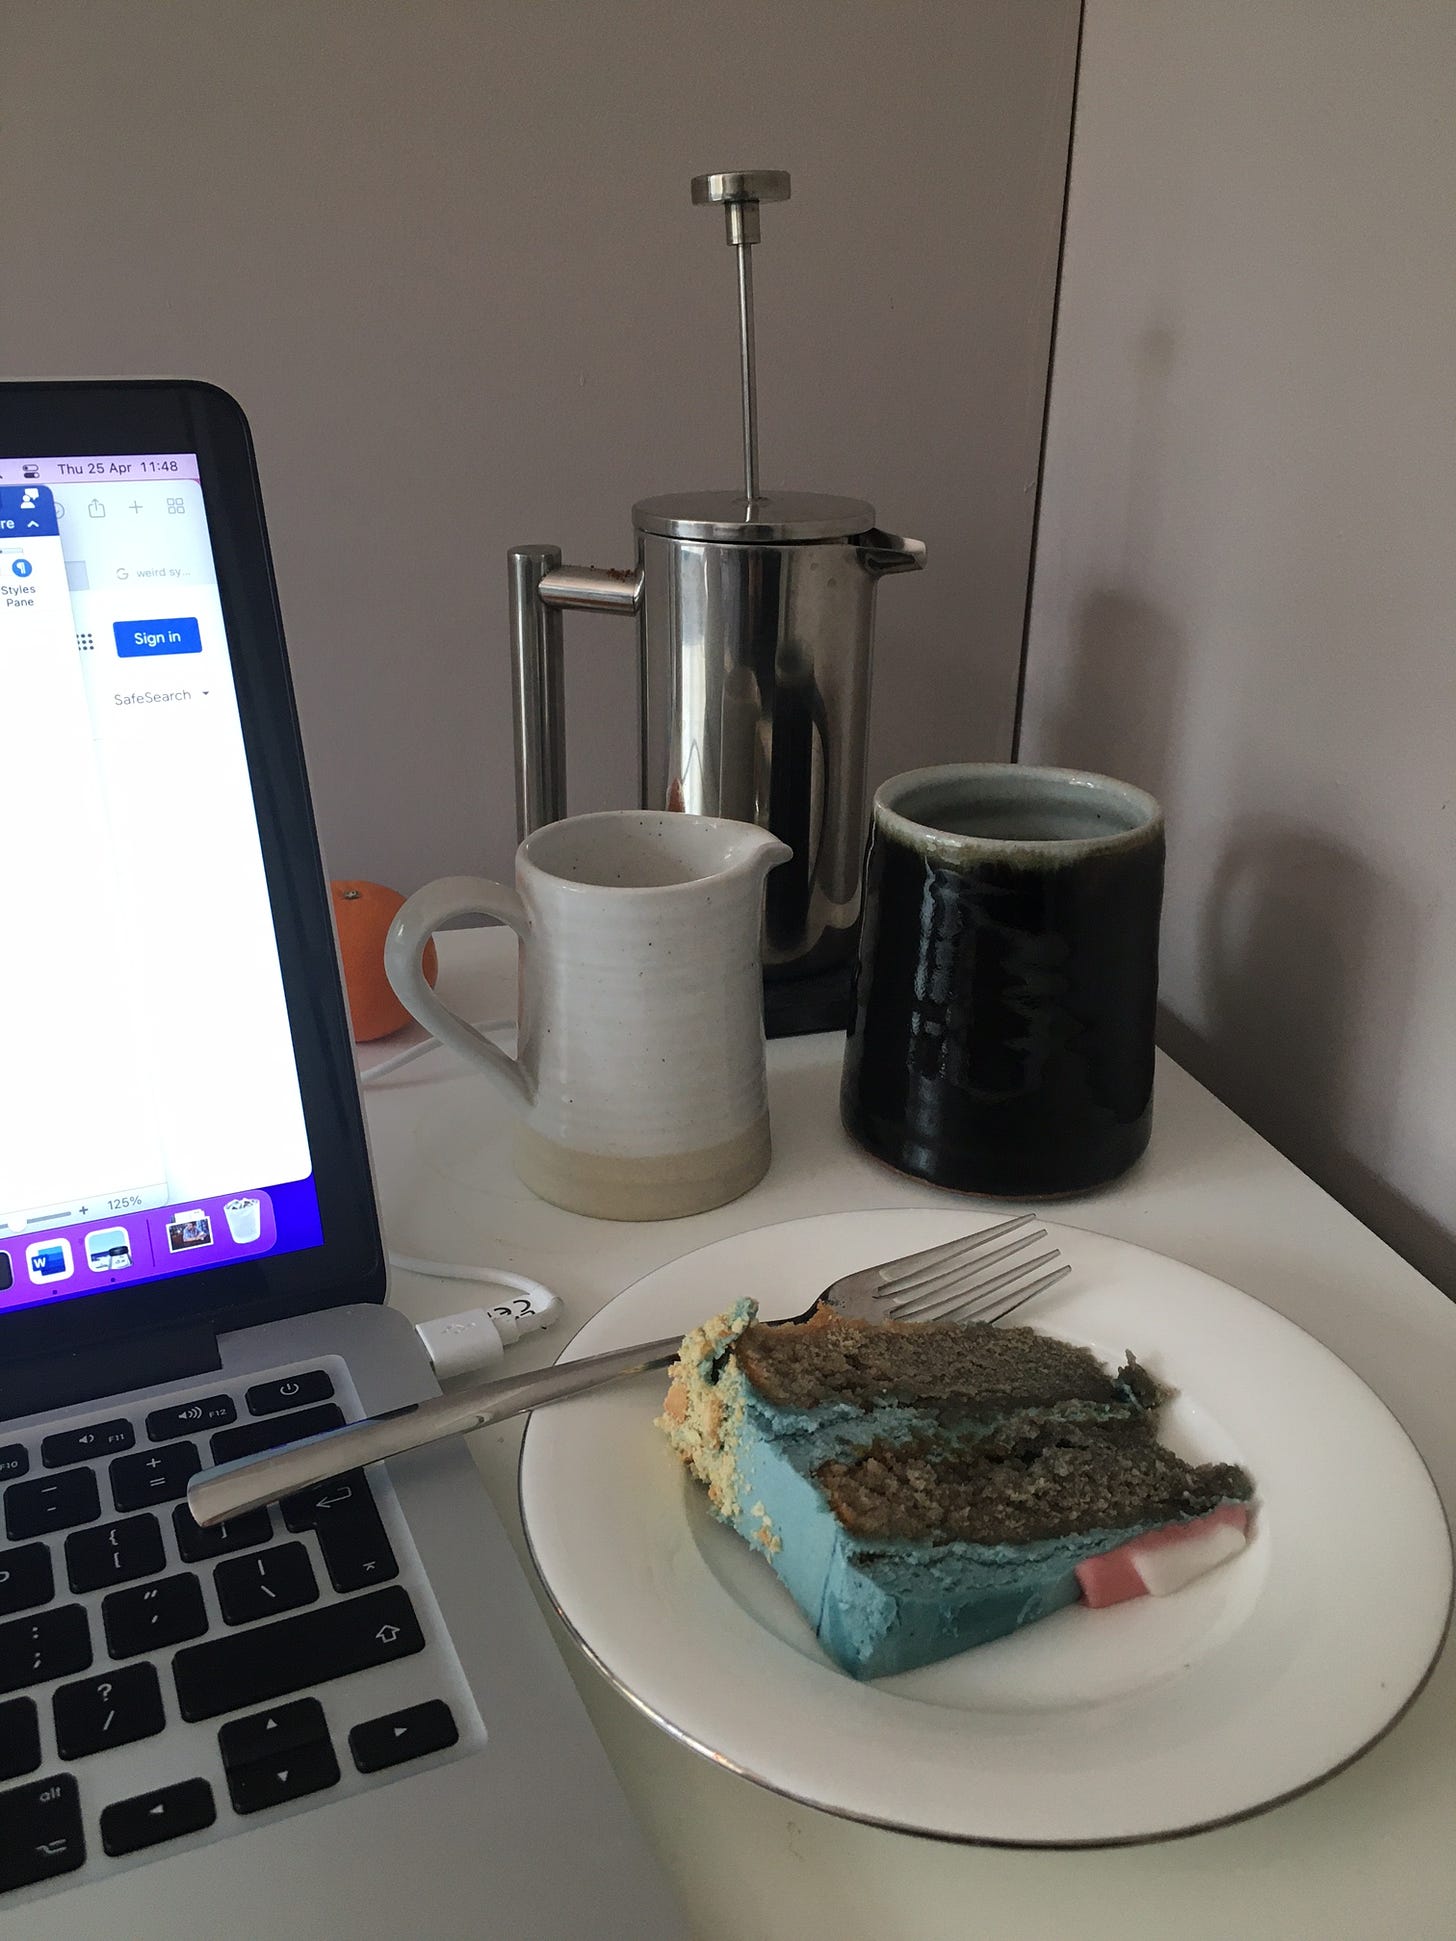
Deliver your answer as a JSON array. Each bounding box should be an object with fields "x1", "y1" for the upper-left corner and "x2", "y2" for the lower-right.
[{"x1": 518, "y1": 1210, "x2": 1453, "y2": 1845}]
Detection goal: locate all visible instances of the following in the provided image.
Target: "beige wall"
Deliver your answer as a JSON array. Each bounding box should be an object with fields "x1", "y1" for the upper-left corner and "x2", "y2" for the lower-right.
[
  {"x1": 1021, "y1": 1, "x2": 1456, "y2": 1290},
  {"x1": 4, "y1": 0, "x2": 1077, "y2": 889}
]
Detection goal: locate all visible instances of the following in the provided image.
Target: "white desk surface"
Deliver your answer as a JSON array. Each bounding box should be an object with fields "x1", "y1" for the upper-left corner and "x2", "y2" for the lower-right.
[{"x1": 361, "y1": 929, "x2": 1456, "y2": 1941}]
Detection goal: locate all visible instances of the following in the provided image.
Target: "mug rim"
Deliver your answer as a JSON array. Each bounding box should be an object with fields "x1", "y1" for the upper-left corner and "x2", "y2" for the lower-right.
[{"x1": 873, "y1": 763, "x2": 1162, "y2": 862}]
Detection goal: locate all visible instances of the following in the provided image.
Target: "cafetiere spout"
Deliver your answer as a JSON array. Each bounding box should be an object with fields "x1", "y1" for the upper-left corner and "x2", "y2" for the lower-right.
[{"x1": 858, "y1": 530, "x2": 927, "y2": 577}]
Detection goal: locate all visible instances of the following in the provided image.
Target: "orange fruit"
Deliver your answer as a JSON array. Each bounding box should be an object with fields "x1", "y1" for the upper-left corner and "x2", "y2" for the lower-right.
[{"x1": 331, "y1": 879, "x2": 438, "y2": 1043}]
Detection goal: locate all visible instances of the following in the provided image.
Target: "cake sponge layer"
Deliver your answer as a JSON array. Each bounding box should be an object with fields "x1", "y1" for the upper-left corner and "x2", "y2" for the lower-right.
[
  {"x1": 818, "y1": 1418, "x2": 1250, "y2": 1547},
  {"x1": 733, "y1": 1306, "x2": 1162, "y2": 1414}
]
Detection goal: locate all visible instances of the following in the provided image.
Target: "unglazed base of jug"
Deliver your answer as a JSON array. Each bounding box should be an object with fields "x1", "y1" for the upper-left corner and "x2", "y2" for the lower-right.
[{"x1": 513, "y1": 1115, "x2": 772, "y2": 1221}]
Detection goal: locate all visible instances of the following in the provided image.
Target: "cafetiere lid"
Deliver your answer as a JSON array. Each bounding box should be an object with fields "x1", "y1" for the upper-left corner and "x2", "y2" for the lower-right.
[{"x1": 633, "y1": 490, "x2": 877, "y2": 545}]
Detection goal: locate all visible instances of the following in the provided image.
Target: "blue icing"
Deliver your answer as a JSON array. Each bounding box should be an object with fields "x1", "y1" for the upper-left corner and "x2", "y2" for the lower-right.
[{"x1": 722, "y1": 1421, "x2": 1160, "y2": 1679}]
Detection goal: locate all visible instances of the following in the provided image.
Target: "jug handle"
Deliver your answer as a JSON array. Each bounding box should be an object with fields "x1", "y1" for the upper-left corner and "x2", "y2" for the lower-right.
[
  {"x1": 384, "y1": 876, "x2": 536, "y2": 1103},
  {"x1": 508, "y1": 546, "x2": 643, "y2": 840},
  {"x1": 859, "y1": 530, "x2": 927, "y2": 577}
]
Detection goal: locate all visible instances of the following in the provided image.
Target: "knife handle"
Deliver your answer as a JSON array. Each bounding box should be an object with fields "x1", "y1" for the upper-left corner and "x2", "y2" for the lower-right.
[{"x1": 186, "y1": 1332, "x2": 684, "y2": 1526}]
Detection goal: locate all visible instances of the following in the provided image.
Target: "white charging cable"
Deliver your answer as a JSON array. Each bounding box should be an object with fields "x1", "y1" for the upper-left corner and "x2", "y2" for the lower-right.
[
  {"x1": 362, "y1": 1020, "x2": 562, "y2": 1374},
  {"x1": 409, "y1": 1281, "x2": 563, "y2": 1380},
  {"x1": 391, "y1": 1253, "x2": 562, "y2": 1377},
  {"x1": 359, "y1": 1017, "x2": 513, "y2": 1084},
  {"x1": 394, "y1": 1257, "x2": 562, "y2": 1378}
]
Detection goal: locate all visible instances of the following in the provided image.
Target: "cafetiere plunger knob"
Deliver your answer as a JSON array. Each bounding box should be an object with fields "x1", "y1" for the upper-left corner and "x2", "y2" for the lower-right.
[{"x1": 690, "y1": 170, "x2": 791, "y2": 506}]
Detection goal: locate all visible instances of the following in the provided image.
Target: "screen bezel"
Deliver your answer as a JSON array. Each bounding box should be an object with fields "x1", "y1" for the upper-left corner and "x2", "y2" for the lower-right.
[{"x1": 0, "y1": 379, "x2": 384, "y2": 1372}]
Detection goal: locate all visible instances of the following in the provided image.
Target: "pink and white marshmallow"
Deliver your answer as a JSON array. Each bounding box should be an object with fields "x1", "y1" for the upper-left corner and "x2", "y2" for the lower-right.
[{"x1": 1076, "y1": 1503, "x2": 1250, "y2": 1609}]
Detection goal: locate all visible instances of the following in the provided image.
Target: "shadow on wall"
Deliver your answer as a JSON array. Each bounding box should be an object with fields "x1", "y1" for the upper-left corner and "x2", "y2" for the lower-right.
[
  {"x1": 1037, "y1": 591, "x2": 1453, "y2": 1295},
  {"x1": 1162, "y1": 820, "x2": 1454, "y2": 1297},
  {"x1": 1039, "y1": 590, "x2": 1186, "y2": 807}
]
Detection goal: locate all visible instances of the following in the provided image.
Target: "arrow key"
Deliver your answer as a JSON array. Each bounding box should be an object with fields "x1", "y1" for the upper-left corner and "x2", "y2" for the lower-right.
[
  {"x1": 349, "y1": 1699, "x2": 458, "y2": 1774},
  {"x1": 218, "y1": 1696, "x2": 329, "y2": 1771},
  {"x1": 227, "y1": 1737, "x2": 339, "y2": 1815},
  {"x1": 100, "y1": 1777, "x2": 216, "y2": 1856}
]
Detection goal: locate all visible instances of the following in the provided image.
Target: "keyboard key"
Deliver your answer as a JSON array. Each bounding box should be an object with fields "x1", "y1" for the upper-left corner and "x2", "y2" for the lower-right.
[
  {"x1": 5, "y1": 1469, "x2": 100, "y2": 1541},
  {"x1": 0, "y1": 1544, "x2": 54, "y2": 1619},
  {"x1": 173, "y1": 1502, "x2": 272, "y2": 1563},
  {"x1": 65, "y1": 1515, "x2": 165, "y2": 1594},
  {"x1": 246, "y1": 1370, "x2": 335, "y2": 1417},
  {"x1": 210, "y1": 1403, "x2": 344, "y2": 1465},
  {"x1": 103, "y1": 1574, "x2": 207, "y2": 1659},
  {"x1": 53, "y1": 1662, "x2": 165, "y2": 1759},
  {"x1": 283, "y1": 1471, "x2": 398, "y2": 1594},
  {"x1": 0, "y1": 1606, "x2": 91, "y2": 1695},
  {"x1": 317, "y1": 1501, "x2": 398, "y2": 1595},
  {"x1": 218, "y1": 1696, "x2": 329, "y2": 1769},
  {"x1": 227, "y1": 1736, "x2": 339, "y2": 1815},
  {"x1": 173, "y1": 1585, "x2": 425, "y2": 1722},
  {"x1": 281, "y1": 1469, "x2": 372, "y2": 1531},
  {"x1": 0, "y1": 1447, "x2": 28, "y2": 1484},
  {"x1": 110, "y1": 1442, "x2": 200, "y2": 1514},
  {"x1": 0, "y1": 1773, "x2": 85, "y2": 1893},
  {"x1": 215, "y1": 1542, "x2": 318, "y2": 1626},
  {"x1": 350, "y1": 1699, "x2": 458, "y2": 1774},
  {"x1": 147, "y1": 1395, "x2": 236, "y2": 1441},
  {"x1": 41, "y1": 1419, "x2": 134, "y2": 1467},
  {"x1": 0, "y1": 1698, "x2": 40, "y2": 1781},
  {"x1": 100, "y1": 1777, "x2": 216, "y2": 1857}
]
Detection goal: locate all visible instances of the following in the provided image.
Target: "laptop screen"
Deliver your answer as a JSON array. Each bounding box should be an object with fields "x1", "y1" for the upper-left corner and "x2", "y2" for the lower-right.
[{"x1": 0, "y1": 452, "x2": 325, "y2": 1317}]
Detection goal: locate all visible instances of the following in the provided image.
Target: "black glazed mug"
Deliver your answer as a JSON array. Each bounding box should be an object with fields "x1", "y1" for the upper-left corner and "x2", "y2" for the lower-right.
[{"x1": 841, "y1": 765, "x2": 1164, "y2": 1196}]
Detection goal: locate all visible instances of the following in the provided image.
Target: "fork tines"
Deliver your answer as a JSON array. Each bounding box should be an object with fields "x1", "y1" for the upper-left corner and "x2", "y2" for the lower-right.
[{"x1": 875, "y1": 1215, "x2": 1071, "y2": 1327}]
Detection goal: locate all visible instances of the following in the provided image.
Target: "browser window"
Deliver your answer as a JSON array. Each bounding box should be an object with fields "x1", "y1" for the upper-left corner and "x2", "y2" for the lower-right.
[{"x1": 0, "y1": 455, "x2": 322, "y2": 1312}]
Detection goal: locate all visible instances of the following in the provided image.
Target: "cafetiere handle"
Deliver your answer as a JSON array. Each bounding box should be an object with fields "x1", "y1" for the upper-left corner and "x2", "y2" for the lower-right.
[{"x1": 507, "y1": 545, "x2": 643, "y2": 840}]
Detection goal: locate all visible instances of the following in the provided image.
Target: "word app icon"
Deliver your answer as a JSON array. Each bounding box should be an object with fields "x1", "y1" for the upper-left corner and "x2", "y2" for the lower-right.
[{"x1": 26, "y1": 1238, "x2": 73, "y2": 1284}]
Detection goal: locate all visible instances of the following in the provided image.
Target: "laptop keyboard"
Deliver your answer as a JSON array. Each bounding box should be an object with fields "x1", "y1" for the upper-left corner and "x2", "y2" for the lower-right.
[{"x1": 0, "y1": 1361, "x2": 480, "y2": 1903}]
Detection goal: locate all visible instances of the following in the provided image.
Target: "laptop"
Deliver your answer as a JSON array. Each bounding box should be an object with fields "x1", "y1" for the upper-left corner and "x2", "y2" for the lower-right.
[{"x1": 0, "y1": 381, "x2": 683, "y2": 1937}]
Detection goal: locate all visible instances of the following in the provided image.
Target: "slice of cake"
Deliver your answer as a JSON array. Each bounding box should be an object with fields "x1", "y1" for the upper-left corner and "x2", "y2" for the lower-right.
[{"x1": 658, "y1": 1300, "x2": 1254, "y2": 1680}]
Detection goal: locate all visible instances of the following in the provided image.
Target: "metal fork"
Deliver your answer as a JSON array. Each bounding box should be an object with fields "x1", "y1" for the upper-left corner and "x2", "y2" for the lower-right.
[{"x1": 186, "y1": 1214, "x2": 1068, "y2": 1527}]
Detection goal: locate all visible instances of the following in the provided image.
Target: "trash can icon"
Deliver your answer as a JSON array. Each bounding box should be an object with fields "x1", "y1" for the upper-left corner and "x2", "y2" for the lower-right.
[{"x1": 224, "y1": 1197, "x2": 262, "y2": 1244}]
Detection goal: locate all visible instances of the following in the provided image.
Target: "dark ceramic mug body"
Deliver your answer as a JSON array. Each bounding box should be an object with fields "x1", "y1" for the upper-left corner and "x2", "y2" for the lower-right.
[{"x1": 841, "y1": 765, "x2": 1164, "y2": 1197}]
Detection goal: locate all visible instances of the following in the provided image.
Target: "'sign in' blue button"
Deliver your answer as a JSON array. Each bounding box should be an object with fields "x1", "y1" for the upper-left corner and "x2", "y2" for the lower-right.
[{"x1": 114, "y1": 616, "x2": 203, "y2": 658}]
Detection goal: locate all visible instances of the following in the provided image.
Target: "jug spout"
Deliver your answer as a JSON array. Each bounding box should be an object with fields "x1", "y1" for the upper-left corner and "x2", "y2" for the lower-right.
[
  {"x1": 859, "y1": 529, "x2": 927, "y2": 577},
  {"x1": 721, "y1": 822, "x2": 794, "y2": 880}
]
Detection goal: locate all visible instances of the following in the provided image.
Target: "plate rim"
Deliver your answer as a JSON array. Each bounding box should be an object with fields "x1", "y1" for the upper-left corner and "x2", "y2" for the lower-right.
[{"x1": 518, "y1": 1208, "x2": 1455, "y2": 1848}]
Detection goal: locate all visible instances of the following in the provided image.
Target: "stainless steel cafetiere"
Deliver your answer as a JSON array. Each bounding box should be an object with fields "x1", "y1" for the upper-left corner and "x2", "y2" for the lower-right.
[{"x1": 508, "y1": 170, "x2": 925, "y2": 1035}]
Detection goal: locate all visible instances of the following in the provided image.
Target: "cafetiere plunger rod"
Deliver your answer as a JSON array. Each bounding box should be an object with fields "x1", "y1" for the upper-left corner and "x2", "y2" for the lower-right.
[{"x1": 690, "y1": 171, "x2": 791, "y2": 507}]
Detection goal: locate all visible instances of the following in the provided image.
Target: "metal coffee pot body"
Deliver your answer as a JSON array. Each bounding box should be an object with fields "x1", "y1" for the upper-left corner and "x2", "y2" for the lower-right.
[{"x1": 509, "y1": 491, "x2": 923, "y2": 1008}]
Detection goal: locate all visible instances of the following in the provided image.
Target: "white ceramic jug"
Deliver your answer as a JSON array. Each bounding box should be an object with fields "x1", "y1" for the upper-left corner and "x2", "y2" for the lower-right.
[{"x1": 384, "y1": 811, "x2": 790, "y2": 1220}]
